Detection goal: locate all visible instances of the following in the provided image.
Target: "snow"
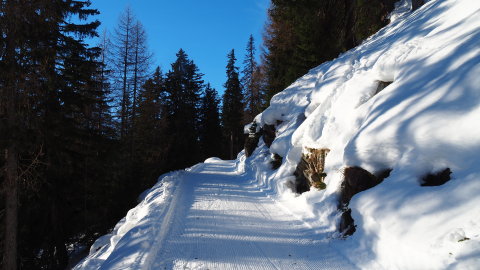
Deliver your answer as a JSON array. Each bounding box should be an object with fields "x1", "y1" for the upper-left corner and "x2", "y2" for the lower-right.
[
  {"x1": 76, "y1": 159, "x2": 357, "y2": 270},
  {"x1": 250, "y1": 0, "x2": 480, "y2": 268},
  {"x1": 74, "y1": 172, "x2": 182, "y2": 269},
  {"x1": 76, "y1": 0, "x2": 480, "y2": 269}
]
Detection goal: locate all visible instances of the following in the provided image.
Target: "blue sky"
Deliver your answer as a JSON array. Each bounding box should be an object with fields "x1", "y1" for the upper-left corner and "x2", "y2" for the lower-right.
[{"x1": 89, "y1": 0, "x2": 270, "y2": 94}]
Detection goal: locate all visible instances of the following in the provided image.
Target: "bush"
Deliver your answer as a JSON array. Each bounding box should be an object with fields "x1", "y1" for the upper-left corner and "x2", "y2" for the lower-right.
[{"x1": 293, "y1": 148, "x2": 330, "y2": 193}]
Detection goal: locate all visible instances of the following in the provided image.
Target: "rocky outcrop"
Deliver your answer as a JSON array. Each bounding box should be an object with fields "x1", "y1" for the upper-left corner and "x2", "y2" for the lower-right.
[
  {"x1": 293, "y1": 157, "x2": 311, "y2": 194},
  {"x1": 270, "y1": 153, "x2": 283, "y2": 170},
  {"x1": 339, "y1": 167, "x2": 392, "y2": 236},
  {"x1": 293, "y1": 148, "x2": 330, "y2": 194},
  {"x1": 244, "y1": 121, "x2": 262, "y2": 157},
  {"x1": 421, "y1": 168, "x2": 451, "y2": 186},
  {"x1": 339, "y1": 209, "x2": 356, "y2": 236},
  {"x1": 412, "y1": 0, "x2": 425, "y2": 11},
  {"x1": 375, "y1": 80, "x2": 393, "y2": 95},
  {"x1": 340, "y1": 167, "x2": 391, "y2": 206},
  {"x1": 262, "y1": 124, "x2": 276, "y2": 148}
]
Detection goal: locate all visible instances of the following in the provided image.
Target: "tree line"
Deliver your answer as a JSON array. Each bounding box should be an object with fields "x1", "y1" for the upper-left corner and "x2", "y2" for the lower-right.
[
  {"x1": 262, "y1": 0, "x2": 397, "y2": 99},
  {"x1": 0, "y1": 2, "x2": 263, "y2": 269},
  {"x1": 1, "y1": 0, "x2": 397, "y2": 269}
]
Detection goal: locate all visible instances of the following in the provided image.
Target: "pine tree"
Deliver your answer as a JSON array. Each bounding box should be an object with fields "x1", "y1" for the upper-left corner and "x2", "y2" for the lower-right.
[
  {"x1": 109, "y1": 8, "x2": 153, "y2": 208},
  {"x1": 221, "y1": 49, "x2": 244, "y2": 159},
  {"x1": 134, "y1": 67, "x2": 168, "y2": 186},
  {"x1": 199, "y1": 84, "x2": 223, "y2": 159},
  {"x1": 136, "y1": 67, "x2": 166, "y2": 144},
  {"x1": 242, "y1": 35, "x2": 256, "y2": 92},
  {"x1": 1, "y1": 0, "x2": 102, "y2": 268},
  {"x1": 164, "y1": 49, "x2": 204, "y2": 170},
  {"x1": 263, "y1": 2, "x2": 297, "y2": 99},
  {"x1": 94, "y1": 29, "x2": 115, "y2": 136},
  {"x1": 263, "y1": 0, "x2": 396, "y2": 100},
  {"x1": 130, "y1": 21, "x2": 152, "y2": 145},
  {"x1": 241, "y1": 35, "x2": 265, "y2": 123},
  {"x1": 113, "y1": 6, "x2": 136, "y2": 139},
  {"x1": 112, "y1": 8, "x2": 152, "y2": 140},
  {"x1": 38, "y1": 1, "x2": 102, "y2": 267},
  {"x1": 0, "y1": 2, "x2": 28, "y2": 267}
]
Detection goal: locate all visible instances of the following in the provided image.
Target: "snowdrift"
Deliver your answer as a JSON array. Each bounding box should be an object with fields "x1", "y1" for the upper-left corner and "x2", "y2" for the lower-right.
[{"x1": 248, "y1": 0, "x2": 480, "y2": 269}]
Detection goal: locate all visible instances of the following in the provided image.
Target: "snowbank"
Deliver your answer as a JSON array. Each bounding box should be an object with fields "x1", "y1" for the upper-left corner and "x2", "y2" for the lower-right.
[
  {"x1": 74, "y1": 172, "x2": 182, "y2": 270},
  {"x1": 248, "y1": 0, "x2": 480, "y2": 268}
]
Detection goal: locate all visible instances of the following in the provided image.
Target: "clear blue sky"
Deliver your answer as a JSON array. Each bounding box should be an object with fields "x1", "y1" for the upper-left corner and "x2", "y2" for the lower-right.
[{"x1": 89, "y1": 0, "x2": 270, "y2": 94}]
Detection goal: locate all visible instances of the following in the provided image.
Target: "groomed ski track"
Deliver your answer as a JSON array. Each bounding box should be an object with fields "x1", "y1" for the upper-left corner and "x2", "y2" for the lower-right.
[{"x1": 139, "y1": 159, "x2": 356, "y2": 270}]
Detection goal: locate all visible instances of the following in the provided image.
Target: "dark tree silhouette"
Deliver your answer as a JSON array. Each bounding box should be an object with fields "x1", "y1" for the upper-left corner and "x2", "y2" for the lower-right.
[{"x1": 222, "y1": 49, "x2": 244, "y2": 159}]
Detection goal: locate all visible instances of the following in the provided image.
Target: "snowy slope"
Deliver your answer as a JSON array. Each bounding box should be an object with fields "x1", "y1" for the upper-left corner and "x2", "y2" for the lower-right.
[
  {"x1": 76, "y1": 0, "x2": 480, "y2": 269},
  {"x1": 249, "y1": 0, "x2": 480, "y2": 269}
]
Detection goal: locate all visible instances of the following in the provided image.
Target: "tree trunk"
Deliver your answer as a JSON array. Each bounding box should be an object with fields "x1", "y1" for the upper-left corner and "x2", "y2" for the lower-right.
[
  {"x1": 131, "y1": 32, "x2": 139, "y2": 160},
  {"x1": 412, "y1": 0, "x2": 424, "y2": 11},
  {"x1": 50, "y1": 199, "x2": 68, "y2": 268},
  {"x1": 4, "y1": 146, "x2": 18, "y2": 270},
  {"x1": 121, "y1": 27, "x2": 130, "y2": 140},
  {"x1": 344, "y1": 0, "x2": 357, "y2": 50},
  {"x1": 3, "y1": 2, "x2": 19, "y2": 268},
  {"x1": 230, "y1": 132, "x2": 234, "y2": 160}
]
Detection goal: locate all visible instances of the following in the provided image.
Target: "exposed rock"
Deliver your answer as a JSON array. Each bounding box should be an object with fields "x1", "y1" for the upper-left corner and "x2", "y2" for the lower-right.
[
  {"x1": 270, "y1": 153, "x2": 283, "y2": 170},
  {"x1": 340, "y1": 167, "x2": 392, "y2": 206},
  {"x1": 339, "y1": 167, "x2": 392, "y2": 236},
  {"x1": 293, "y1": 148, "x2": 330, "y2": 194},
  {"x1": 293, "y1": 156, "x2": 311, "y2": 194},
  {"x1": 412, "y1": 0, "x2": 425, "y2": 11},
  {"x1": 262, "y1": 124, "x2": 276, "y2": 147},
  {"x1": 339, "y1": 209, "x2": 356, "y2": 236},
  {"x1": 244, "y1": 121, "x2": 262, "y2": 157},
  {"x1": 375, "y1": 80, "x2": 393, "y2": 95},
  {"x1": 421, "y1": 168, "x2": 451, "y2": 186}
]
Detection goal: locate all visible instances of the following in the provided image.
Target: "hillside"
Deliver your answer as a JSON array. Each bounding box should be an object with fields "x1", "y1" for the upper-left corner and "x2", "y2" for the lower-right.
[{"x1": 75, "y1": 0, "x2": 480, "y2": 269}]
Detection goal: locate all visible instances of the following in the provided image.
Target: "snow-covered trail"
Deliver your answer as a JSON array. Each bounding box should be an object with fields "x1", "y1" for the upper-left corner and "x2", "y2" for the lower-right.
[{"x1": 145, "y1": 159, "x2": 356, "y2": 270}]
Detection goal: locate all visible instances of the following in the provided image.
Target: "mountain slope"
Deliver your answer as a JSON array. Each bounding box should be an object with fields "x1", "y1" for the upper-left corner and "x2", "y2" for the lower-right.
[{"x1": 76, "y1": 0, "x2": 480, "y2": 269}]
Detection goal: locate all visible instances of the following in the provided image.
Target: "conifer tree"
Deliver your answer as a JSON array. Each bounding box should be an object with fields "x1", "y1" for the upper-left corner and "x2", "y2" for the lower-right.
[
  {"x1": 110, "y1": 8, "x2": 152, "y2": 202},
  {"x1": 130, "y1": 21, "x2": 152, "y2": 140},
  {"x1": 263, "y1": 0, "x2": 396, "y2": 99},
  {"x1": 1, "y1": 0, "x2": 102, "y2": 268},
  {"x1": 136, "y1": 67, "x2": 165, "y2": 141},
  {"x1": 112, "y1": 7, "x2": 152, "y2": 140},
  {"x1": 95, "y1": 29, "x2": 115, "y2": 136},
  {"x1": 222, "y1": 49, "x2": 244, "y2": 159},
  {"x1": 164, "y1": 49, "x2": 204, "y2": 170},
  {"x1": 134, "y1": 67, "x2": 168, "y2": 185},
  {"x1": 37, "y1": 3, "x2": 102, "y2": 268},
  {"x1": 199, "y1": 84, "x2": 223, "y2": 159},
  {"x1": 113, "y1": 7, "x2": 136, "y2": 139},
  {"x1": 241, "y1": 35, "x2": 265, "y2": 122},
  {"x1": 242, "y1": 35, "x2": 257, "y2": 91}
]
